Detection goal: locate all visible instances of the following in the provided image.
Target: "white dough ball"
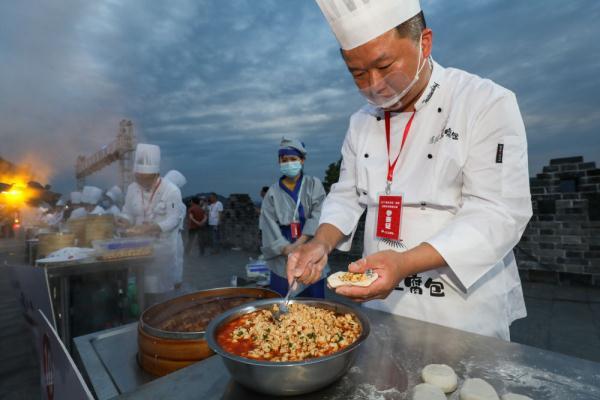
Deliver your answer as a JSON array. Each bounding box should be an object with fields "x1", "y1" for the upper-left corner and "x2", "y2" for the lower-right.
[
  {"x1": 412, "y1": 383, "x2": 447, "y2": 400},
  {"x1": 502, "y1": 394, "x2": 532, "y2": 400},
  {"x1": 460, "y1": 378, "x2": 499, "y2": 400},
  {"x1": 421, "y1": 363, "x2": 458, "y2": 393}
]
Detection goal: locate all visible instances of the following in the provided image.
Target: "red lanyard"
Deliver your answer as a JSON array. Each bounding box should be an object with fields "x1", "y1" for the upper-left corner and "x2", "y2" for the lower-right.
[
  {"x1": 384, "y1": 110, "x2": 416, "y2": 191},
  {"x1": 141, "y1": 178, "x2": 161, "y2": 219}
]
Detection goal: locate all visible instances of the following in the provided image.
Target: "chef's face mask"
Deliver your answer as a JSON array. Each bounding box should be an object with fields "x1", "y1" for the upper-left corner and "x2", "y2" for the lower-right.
[
  {"x1": 356, "y1": 35, "x2": 426, "y2": 109},
  {"x1": 280, "y1": 161, "x2": 303, "y2": 178}
]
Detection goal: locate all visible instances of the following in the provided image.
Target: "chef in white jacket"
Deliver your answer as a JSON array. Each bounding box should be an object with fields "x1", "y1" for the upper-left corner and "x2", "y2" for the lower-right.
[
  {"x1": 68, "y1": 191, "x2": 87, "y2": 220},
  {"x1": 83, "y1": 186, "x2": 105, "y2": 215},
  {"x1": 287, "y1": 0, "x2": 532, "y2": 340},
  {"x1": 118, "y1": 144, "x2": 182, "y2": 300},
  {"x1": 164, "y1": 169, "x2": 187, "y2": 289},
  {"x1": 105, "y1": 185, "x2": 123, "y2": 216}
]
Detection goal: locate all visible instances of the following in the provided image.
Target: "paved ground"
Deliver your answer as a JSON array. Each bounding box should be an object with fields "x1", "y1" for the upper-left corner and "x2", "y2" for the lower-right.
[{"x1": 1, "y1": 239, "x2": 600, "y2": 399}]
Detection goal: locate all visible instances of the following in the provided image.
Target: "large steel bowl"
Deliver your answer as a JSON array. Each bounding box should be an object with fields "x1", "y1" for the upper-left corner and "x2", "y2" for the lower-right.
[{"x1": 206, "y1": 298, "x2": 370, "y2": 396}]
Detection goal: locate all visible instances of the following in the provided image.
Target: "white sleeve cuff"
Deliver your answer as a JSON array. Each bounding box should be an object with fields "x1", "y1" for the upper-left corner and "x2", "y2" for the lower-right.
[{"x1": 426, "y1": 222, "x2": 498, "y2": 292}]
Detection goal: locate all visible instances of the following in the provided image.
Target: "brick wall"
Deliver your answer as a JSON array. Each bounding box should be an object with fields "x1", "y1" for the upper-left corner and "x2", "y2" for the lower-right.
[
  {"x1": 516, "y1": 156, "x2": 600, "y2": 286},
  {"x1": 220, "y1": 194, "x2": 261, "y2": 251}
]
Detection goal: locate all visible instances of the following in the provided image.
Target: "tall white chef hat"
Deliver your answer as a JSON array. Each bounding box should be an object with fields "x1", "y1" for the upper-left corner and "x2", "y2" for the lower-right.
[
  {"x1": 105, "y1": 185, "x2": 123, "y2": 203},
  {"x1": 70, "y1": 191, "x2": 82, "y2": 204},
  {"x1": 134, "y1": 143, "x2": 161, "y2": 174},
  {"x1": 69, "y1": 192, "x2": 81, "y2": 204},
  {"x1": 82, "y1": 186, "x2": 103, "y2": 205},
  {"x1": 315, "y1": 0, "x2": 421, "y2": 50},
  {"x1": 164, "y1": 170, "x2": 187, "y2": 189}
]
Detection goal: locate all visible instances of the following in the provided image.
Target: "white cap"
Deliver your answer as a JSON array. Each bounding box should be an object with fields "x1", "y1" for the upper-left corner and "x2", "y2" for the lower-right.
[
  {"x1": 106, "y1": 185, "x2": 123, "y2": 203},
  {"x1": 82, "y1": 186, "x2": 103, "y2": 205},
  {"x1": 134, "y1": 143, "x2": 161, "y2": 174},
  {"x1": 70, "y1": 191, "x2": 82, "y2": 204},
  {"x1": 164, "y1": 170, "x2": 187, "y2": 188},
  {"x1": 315, "y1": 0, "x2": 421, "y2": 50}
]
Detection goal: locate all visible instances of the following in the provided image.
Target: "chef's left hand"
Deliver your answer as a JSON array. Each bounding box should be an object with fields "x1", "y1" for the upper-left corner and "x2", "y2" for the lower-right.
[{"x1": 334, "y1": 250, "x2": 405, "y2": 302}]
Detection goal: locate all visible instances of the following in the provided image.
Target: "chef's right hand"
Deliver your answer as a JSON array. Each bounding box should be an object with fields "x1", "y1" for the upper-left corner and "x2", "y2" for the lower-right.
[{"x1": 286, "y1": 240, "x2": 330, "y2": 286}]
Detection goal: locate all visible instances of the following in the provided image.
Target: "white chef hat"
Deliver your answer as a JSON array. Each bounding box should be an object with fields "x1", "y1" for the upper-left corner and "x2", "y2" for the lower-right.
[
  {"x1": 164, "y1": 170, "x2": 187, "y2": 189},
  {"x1": 134, "y1": 143, "x2": 161, "y2": 174},
  {"x1": 70, "y1": 191, "x2": 82, "y2": 204},
  {"x1": 315, "y1": 0, "x2": 421, "y2": 50},
  {"x1": 105, "y1": 185, "x2": 123, "y2": 203},
  {"x1": 82, "y1": 186, "x2": 103, "y2": 205}
]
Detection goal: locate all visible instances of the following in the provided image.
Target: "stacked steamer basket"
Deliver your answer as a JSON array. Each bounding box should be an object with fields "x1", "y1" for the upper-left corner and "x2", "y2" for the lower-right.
[
  {"x1": 83, "y1": 214, "x2": 115, "y2": 247},
  {"x1": 66, "y1": 218, "x2": 87, "y2": 247},
  {"x1": 137, "y1": 287, "x2": 280, "y2": 376},
  {"x1": 37, "y1": 232, "x2": 76, "y2": 258}
]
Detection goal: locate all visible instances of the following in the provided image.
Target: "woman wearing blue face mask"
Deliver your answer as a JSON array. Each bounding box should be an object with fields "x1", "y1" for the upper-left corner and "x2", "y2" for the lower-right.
[{"x1": 259, "y1": 137, "x2": 329, "y2": 298}]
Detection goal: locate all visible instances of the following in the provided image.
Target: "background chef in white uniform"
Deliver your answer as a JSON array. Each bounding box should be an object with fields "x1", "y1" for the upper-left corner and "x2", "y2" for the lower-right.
[
  {"x1": 67, "y1": 191, "x2": 86, "y2": 220},
  {"x1": 164, "y1": 169, "x2": 187, "y2": 289},
  {"x1": 287, "y1": 0, "x2": 533, "y2": 340},
  {"x1": 84, "y1": 186, "x2": 105, "y2": 215},
  {"x1": 104, "y1": 185, "x2": 123, "y2": 216},
  {"x1": 117, "y1": 143, "x2": 183, "y2": 305}
]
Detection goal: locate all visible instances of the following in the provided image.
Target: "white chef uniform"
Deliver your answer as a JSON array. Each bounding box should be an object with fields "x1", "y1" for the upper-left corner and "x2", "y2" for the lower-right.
[
  {"x1": 68, "y1": 191, "x2": 87, "y2": 220},
  {"x1": 120, "y1": 144, "x2": 182, "y2": 294},
  {"x1": 106, "y1": 185, "x2": 123, "y2": 216},
  {"x1": 320, "y1": 61, "x2": 533, "y2": 340},
  {"x1": 164, "y1": 170, "x2": 187, "y2": 286}
]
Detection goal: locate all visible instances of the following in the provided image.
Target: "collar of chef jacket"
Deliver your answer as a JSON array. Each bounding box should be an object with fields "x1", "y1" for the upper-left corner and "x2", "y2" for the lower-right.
[{"x1": 362, "y1": 59, "x2": 446, "y2": 119}]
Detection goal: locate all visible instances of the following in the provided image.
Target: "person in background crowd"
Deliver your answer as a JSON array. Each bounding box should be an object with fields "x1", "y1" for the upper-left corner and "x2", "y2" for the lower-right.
[
  {"x1": 207, "y1": 192, "x2": 223, "y2": 254},
  {"x1": 256, "y1": 185, "x2": 270, "y2": 215},
  {"x1": 186, "y1": 196, "x2": 208, "y2": 255},
  {"x1": 260, "y1": 137, "x2": 328, "y2": 298}
]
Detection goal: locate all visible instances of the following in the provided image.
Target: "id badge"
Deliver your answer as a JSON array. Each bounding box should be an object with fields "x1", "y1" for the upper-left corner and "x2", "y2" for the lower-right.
[
  {"x1": 376, "y1": 193, "x2": 403, "y2": 242},
  {"x1": 290, "y1": 221, "x2": 301, "y2": 240}
]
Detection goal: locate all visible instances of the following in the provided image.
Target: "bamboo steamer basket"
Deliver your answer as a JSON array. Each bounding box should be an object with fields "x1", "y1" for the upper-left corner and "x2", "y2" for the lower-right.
[
  {"x1": 66, "y1": 218, "x2": 87, "y2": 247},
  {"x1": 37, "y1": 233, "x2": 76, "y2": 258},
  {"x1": 84, "y1": 214, "x2": 115, "y2": 247},
  {"x1": 137, "y1": 287, "x2": 280, "y2": 377}
]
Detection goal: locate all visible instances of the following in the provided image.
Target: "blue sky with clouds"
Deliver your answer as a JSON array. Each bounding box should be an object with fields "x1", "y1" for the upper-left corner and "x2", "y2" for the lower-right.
[{"x1": 1, "y1": 0, "x2": 599, "y2": 199}]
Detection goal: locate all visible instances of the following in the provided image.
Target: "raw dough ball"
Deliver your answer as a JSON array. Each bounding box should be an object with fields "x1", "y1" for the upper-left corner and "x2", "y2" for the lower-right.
[
  {"x1": 460, "y1": 378, "x2": 499, "y2": 400},
  {"x1": 412, "y1": 383, "x2": 446, "y2": 400},
  {"x1": 421, "y1": 363, "x2": 458, "y2": 393},
  {"x1": 502, "y1": 394, "x2": 532, "y2": 400}
]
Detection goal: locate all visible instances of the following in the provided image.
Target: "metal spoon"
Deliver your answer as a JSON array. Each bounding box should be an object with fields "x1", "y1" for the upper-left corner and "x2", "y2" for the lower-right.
[{"x1": 272, "y1": 277, "x2": 299, "y2": 321}]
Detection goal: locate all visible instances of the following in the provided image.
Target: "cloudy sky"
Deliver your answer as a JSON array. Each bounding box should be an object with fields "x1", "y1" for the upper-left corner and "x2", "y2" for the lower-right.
[{"x1": 1, "y1": 0, "x2": 599, "y2": 199}]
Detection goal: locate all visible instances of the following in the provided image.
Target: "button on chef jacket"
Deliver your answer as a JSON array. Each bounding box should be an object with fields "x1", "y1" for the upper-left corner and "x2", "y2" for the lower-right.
[
  {"x1": 121, "y1": 179, "x2": 182, "y2": 294},
  {"x1": 319, "y1": 61, "x2": 533, "y2": 340}
]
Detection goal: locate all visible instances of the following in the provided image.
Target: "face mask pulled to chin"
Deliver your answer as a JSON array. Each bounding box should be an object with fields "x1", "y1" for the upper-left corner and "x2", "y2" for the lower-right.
[{"x1": 359, "y1": 37, "x2": 427, "y2": 109}]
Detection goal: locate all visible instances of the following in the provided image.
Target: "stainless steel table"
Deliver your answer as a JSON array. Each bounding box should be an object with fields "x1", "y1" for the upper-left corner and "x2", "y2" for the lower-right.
[
  {"x1": 75, "y1": 306, "x2": 600, "y2": 399},
  {"x1": 38, "y1": 256, "x2": 150, "y2": 350}
]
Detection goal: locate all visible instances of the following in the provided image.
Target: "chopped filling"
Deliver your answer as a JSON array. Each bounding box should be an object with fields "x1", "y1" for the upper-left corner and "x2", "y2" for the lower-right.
[
  {"x1": 339, "y1": 272, "x2": 370, "y2": 283},
  {"x1": 216, "y1": 303, "x2": 361, "y2": 362}
]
